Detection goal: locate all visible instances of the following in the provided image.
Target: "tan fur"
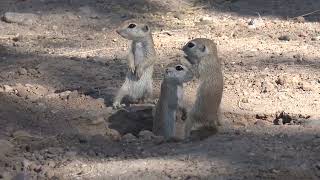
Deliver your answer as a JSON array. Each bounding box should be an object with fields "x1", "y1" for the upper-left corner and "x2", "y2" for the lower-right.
[
  {"x1": 113, "y1": 20, "x2": 156, "y2": 108},
  {"x1": 182, "y1": 38, "x2": 223, "y2": 139}
]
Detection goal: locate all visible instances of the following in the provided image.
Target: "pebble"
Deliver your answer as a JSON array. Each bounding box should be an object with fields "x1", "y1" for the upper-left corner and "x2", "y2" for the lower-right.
[
  {"x1": 45, "y1": 170, "x2": 55, "y2": 179},
  {"x1": 122, "y1": 133, "x2": 137, "y2": 143},
  {"x1": 278, "y1": 35, "x2": 290, "y2": 41},
  {"x1": 173, "y1": 13, "x2": 183, "y2": 20},
  {"x1": 138, "y1": 130, "x2": 154, "y2": 140},
  {"x1": 27, "y1": 68, "x2": 39, "y2": 75},
  {"x1": 3, "y1": 85, "x2": 13, "y2": 92},
  {"x1": 293, "y1": 54, "x2": 303, "y2": 63},
  {"x1": 3, "y1": 12, "x2": 38, "y2": 25},
  {"x1": 275, "y1": 75, "x2": 286, "y2": 85},
  {"x1": 17, "y1": 68, "x2": 28, "y2": 75},
  {"x1": 196, "y1": 16, "x2": 213, "y2": 25},
  {"x1": 293, "y1": 16, "x2": 305, "y2": 23},
  {"x1": 299, "y1": 82, "x2": 313, "y2": 91},
  {"x1": 256, "y1": 113, "x2": 267, "y2": 119},
  {"x1": 241, "y1": 98, "x2": 249, "y2": 103},
  {"x1": 59, "y1": 91, "x2": 71, "y2": 99},
  {"x1": 105, "y1": 128, "x2": 121, "y2": 141}
]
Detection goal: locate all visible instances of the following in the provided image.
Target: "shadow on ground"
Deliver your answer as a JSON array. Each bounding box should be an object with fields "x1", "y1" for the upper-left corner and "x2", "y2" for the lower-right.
[
  {"x1": 194, "y1": 0, "x2": 320, "y2": 22},
  {"x1": 0, "y1": 0, "x2": 319, "y2": 25}
]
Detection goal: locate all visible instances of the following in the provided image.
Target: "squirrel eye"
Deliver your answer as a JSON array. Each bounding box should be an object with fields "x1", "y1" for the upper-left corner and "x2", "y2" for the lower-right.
[
  {"x1": 175, "y1": 65, "x2": 184, "y2": 71},
  {"x1": 187, "y1": 42, "x2": 195, "y2": 48},
  {"x1": 128, "y1": 24, "x2": 136, "y2": 28}
]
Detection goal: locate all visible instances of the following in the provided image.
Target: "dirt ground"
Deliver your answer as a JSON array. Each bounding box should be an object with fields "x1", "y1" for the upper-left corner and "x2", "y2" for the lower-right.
[{"x1": 0, "y1": 0, "x2": 319, "y2": 179}]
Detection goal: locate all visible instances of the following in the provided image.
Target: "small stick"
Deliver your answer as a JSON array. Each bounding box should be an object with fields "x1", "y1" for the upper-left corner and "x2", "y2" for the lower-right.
[{"x1": 293, "y1": 9, "x2": 320, "y2": 18}]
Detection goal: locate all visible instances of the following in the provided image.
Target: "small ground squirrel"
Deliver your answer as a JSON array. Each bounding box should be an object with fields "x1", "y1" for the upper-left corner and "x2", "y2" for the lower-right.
[
  {"x1": 182, "y1": 38, "x2": 223, "y2": 139},
  {"x1": 113, "y1": 21, "x2": 156, "y2": 109},
  {"x1": 153, "y1": 62, "x2": 193, "y2": 140}
]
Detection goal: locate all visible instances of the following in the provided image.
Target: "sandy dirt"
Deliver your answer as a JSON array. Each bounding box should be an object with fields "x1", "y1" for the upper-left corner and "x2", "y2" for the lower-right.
[{"x1": 0, "y1": 0, "x2": 319, "y2": 179}]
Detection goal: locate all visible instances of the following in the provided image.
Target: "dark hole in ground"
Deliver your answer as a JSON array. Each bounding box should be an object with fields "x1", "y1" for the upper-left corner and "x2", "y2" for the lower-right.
[{"x1": 108, "y1": 106, "x2": 153, "y2": 136}]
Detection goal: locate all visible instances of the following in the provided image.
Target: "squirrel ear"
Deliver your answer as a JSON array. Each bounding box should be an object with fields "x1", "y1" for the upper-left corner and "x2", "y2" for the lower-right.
[{"x1": 142, "y1": 25, "x2": 149, "y2": 32}]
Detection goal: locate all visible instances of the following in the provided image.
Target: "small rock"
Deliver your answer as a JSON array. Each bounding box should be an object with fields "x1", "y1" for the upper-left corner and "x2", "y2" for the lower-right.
[
  {"x1": 59, "y1": 91, "x2": 71, "y2": 99},
  {"x1": 2, "y1": 12, "x2": 38, "y2": 25},
  {"x1": 46, "y1": 93, "x2": 59, "y2": 99},
  {"x1": 250, "y1": 66, "x2": 258, "y2": 71},
  {"x1": 3, "y1": 85, "x2": 13, "y2": 92},
  {"x1": 173, "y1": 13, "x2": 183, "y2": 20},
  {"x1": 293, "y1": 54, "x2": 303, "y2": 63},
  {"x1": 138, "y1": 130, "x2": 154, "y2": 140},
  {"x1": 200, "y1": 16, "x2": 213, "y2": 21},
  {"x1": 12, "y1": 35, "x2": 22, "y2": 42},
  {"x1": 153, "y1": 135, "x2": 165, "y2": 144},
  {"x1": 293, "y1": 16, "x2": 305, "y2": 23},
  {"x1": 105, "y1": 128, "x2": 121, "y2": 141},
  {"x1": 299, "y1": 82, "x2": 313, "y2": 91},
  {"x1": 22, "y1": 159, "x2": 31, "y2": 169},
  {"x1": 256, "y1": 113, "x2": 267, "y2": 119},
  {"x1": 275, "y1": 75, "x2": 286, "y2": 85},
  {"x1": 17, "y1": 68, "x2": 28, "y2": 75},
  {"x1": 27, "y1": 68, "x2": 39, "y2": 75},
  {"x1": 47, "y1": 160, "x2": 56, "y2": 168},
  {"x1": 278, "y1": 35, "x2": 290, "y2": 41},
  {"x1": 45, "y1": 170, "x2": 55, "y2": 179},
  {"x1": 248, "y1": 17, "x2": 264, "y2": 29},
  {"x1": 121, "y1": 133, "x2": 137, "y2": 143},
  {"x1": 315, "y1": 163, "x2": 320, "y2": 170},
  {"x1": 33, "y1": 165, "x2": 42, "y2": 173},
  {"x1": 274, "y1": 118, "x2": 284, "y2": 125},
  {"x1": 197, "y1": 16, "x2": 213, "y2": 25},
  {"x1": 77, "y1": 135, "x2": 89, "y2": 144},
  {"x1": 241, "y1": 98, "x2": 249, "y2": 103}
]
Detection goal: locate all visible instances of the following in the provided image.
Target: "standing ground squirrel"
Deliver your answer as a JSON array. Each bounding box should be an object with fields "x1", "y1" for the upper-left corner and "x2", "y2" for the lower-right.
[
  {"x1": 113, "y1": 21, "x2": 156, "y2": 109},
  {"x1": 182, "y1": 38, "x2": 223, "y2": 139},
  {"x1": 153, "y1": 63, "x2": 194, "y2": 140}
]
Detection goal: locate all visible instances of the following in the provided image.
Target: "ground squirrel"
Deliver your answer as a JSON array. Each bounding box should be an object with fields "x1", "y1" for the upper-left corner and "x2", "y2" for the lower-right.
[
  {"x1": 153, "y1": 63, "x2": 194, "y2": 140},
  {"x1": 113, "y1": 21, "x2": 156, "y2": 108},
  {"x1": 182, "y1": 38, "x2": 223, "y2": 139}
]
